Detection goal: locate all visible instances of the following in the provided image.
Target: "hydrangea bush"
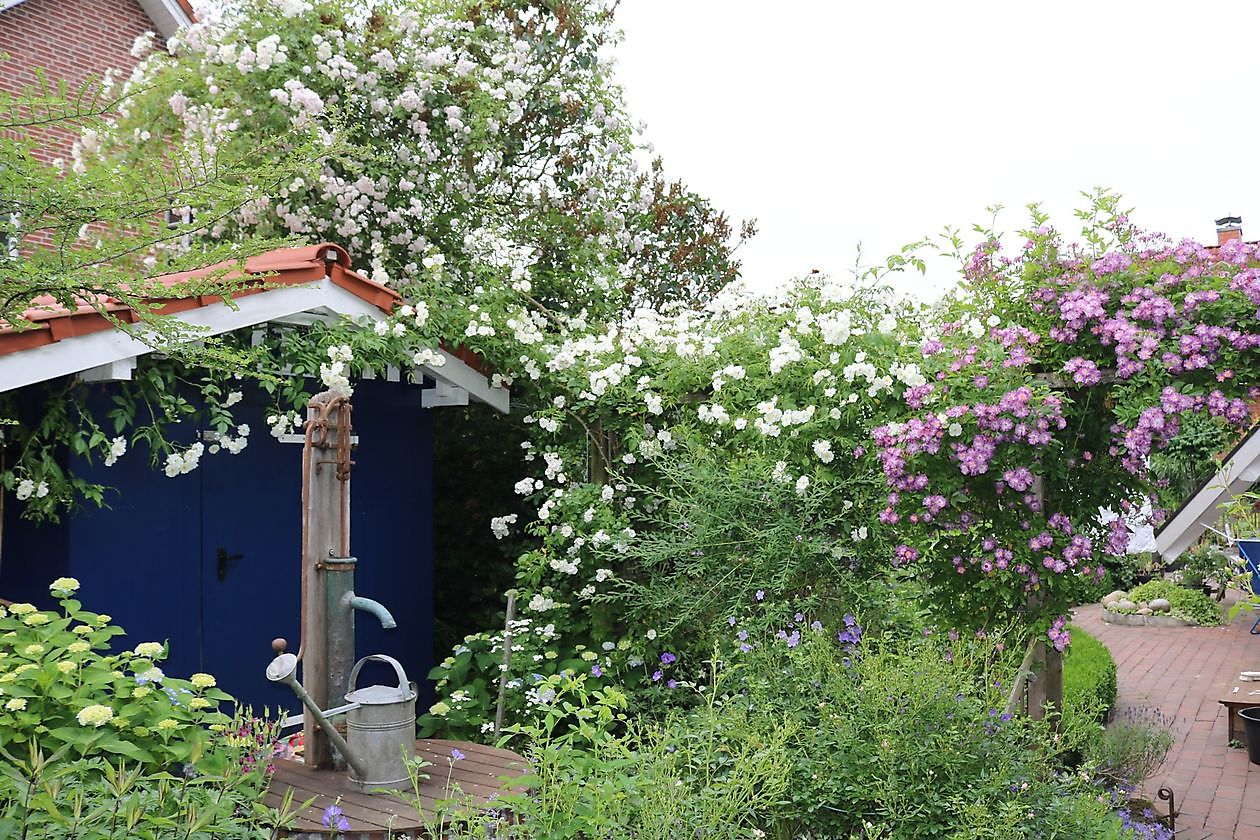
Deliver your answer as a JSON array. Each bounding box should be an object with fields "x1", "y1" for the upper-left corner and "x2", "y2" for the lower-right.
[{"x1": 0, "y1": 578, "x2": 233, "y2": 771}]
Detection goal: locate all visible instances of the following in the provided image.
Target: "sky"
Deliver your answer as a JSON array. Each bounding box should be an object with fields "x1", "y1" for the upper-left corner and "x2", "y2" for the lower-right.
[{"x1": 612, "y1": 1, "x2": 1260, "y2": 299}]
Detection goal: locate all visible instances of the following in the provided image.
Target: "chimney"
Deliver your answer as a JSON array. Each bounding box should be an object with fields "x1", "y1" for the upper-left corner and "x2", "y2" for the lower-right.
[{"x1": 1216, "y1": 215, "x2": 1243, "y2": 246}]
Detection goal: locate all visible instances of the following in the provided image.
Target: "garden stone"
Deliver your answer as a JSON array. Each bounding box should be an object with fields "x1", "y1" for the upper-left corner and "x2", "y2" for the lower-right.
[
  {"x1": 1149, "y1": 598, "x2": 1172, "y2": 613},
  {"x1": 1116, "y1": 599, "x2": 1137, "y2": 612},
  {"x1": 1137, "y1": 607, "x2": 1153, "y2": 615},
  {"x1": 1102, "y1": 591, "x2": 1127, "y2": 607}
]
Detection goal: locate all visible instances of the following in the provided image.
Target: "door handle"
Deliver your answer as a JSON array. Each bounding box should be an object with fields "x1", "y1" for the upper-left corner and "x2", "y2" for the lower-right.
[{"x1": 217, "y1": 548, "x2": 244, "y2": 582}]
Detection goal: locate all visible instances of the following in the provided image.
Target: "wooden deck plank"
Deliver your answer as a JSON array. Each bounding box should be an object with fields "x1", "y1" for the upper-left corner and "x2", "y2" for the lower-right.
[{"x1": 266, "y1": 738, "x2": 524, "y2": 837}]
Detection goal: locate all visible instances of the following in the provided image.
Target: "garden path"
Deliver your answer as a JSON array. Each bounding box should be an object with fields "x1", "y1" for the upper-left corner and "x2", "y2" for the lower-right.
[{"x1": 1075, "y1": 596, "x2": 1260, "y2": 840}]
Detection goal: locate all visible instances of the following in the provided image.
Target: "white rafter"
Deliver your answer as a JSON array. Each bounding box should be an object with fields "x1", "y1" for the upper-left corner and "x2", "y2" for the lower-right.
[
  {"x1": 1156, "y1": 425, "x2": 1260, "y2": 562},
  {"x1": 0, "y1": 278, "x2": 510, "y2": 413}
]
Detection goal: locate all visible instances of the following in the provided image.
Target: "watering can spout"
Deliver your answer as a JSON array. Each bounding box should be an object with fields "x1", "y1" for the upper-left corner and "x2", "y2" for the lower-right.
[{"x1": 348, "y1": 594, "x2": 397, "y2": 629}]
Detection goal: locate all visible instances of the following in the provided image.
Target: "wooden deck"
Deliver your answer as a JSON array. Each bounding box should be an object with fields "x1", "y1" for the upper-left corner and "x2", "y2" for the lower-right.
[{"x1": 265, "y1": 738, "x2": 526, "y2": 838}]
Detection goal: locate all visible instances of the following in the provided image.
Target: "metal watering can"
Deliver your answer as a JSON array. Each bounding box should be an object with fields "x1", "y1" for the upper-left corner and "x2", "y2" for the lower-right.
[{"x1": 266, "y1": 652, "x2": 416, "y2": 792}]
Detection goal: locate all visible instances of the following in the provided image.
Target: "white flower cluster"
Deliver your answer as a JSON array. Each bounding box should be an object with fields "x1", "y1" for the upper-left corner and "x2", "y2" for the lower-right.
[
  {"x1": 267, "y1": 412, "x2": 304, "y2": 439},
  {"x1": 14, "y1": 479, "x2": 49, "y2": 501},
  {"x1": 209, "y1": 424, "x2": 251, "y2": 455},
  {"x1": 103, "y1": 436, "x2": 128, "y2": 467},
  {"x1": 490, "y1": 513, "x2": 517, "y2": 540},
  {"x1": 320, "y1": 344, "x2": 353, "y2": 395},
  {"x1": 164, "y1": 442, "x2": 205, "y2": 477}
]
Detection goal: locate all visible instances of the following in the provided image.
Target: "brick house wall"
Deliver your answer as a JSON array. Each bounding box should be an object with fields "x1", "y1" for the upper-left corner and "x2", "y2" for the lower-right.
[{"x1": 0, "y1": 0, "x2": 157, "y2": 164}]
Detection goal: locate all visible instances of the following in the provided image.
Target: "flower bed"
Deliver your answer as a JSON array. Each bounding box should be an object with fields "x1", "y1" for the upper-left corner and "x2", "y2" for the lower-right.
[{"x1": 1101, "y1": 580, "x2": 1223, "y2": 626}]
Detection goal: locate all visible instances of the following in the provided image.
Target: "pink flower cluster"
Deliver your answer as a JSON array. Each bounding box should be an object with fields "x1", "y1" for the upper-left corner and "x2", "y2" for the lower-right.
[{"x1": 1047, "y1": 616, "x2": 1070, "y2": 652}]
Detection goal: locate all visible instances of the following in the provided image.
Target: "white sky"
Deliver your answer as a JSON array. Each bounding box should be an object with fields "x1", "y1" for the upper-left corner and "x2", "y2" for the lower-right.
[{"x1": 613, "y1": 1, "x2": 1260, "y2": 299}]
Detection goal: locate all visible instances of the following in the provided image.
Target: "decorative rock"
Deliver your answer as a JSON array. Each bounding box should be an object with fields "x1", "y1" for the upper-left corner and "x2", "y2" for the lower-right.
[
  {"x1": 1102, "y1": 590, "x2": 1127, "y2": 606},
  {"x1": 1137, "y1": 607, "x2": 1153, "y2": 616},
  {"x1": 1149, "y1": 598, "x2": 1172, "y2": 613},
  {"x1": 1116, "y1": 599, "x2": 1137, "y2": 612}
]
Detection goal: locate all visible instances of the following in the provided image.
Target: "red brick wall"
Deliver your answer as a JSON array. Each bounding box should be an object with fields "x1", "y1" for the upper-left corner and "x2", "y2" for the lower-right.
[{"x1": 0, "y1": 0, "x2": 156, "y2": 163}]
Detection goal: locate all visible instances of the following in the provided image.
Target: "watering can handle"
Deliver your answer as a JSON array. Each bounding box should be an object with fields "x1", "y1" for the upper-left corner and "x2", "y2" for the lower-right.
[{"x1": 347, "y1": 654, "x2": 408, "y2": 693}]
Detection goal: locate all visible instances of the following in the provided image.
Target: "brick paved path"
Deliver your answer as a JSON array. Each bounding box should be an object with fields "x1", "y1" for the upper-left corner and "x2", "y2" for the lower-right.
[{"x1": 1075, "y1": 597, "x2": 1260, "y2": 839}]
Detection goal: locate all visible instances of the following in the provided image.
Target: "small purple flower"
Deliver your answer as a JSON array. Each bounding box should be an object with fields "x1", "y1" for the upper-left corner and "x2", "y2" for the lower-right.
[
  {"x1": 450, "y1": 747, "x2": 466, "y2": 762},
  {"x1": 322, "y1": 804, "x2": 350, "y2": 831},
  {"x1": 755, "y1": 589, "x2": 765, "y2": 601},
  {"x1": 652, "y1": 670, "x2": 663, "y2": 682},
  {"x1": 666, "y1": 679, "x2": 677, "y2": 689},
  {"x1": 727, "y1": 616, "x2": 737, "y2": 627},
  {"x1": 590, "y1": 665, "x2": 602, "y2": 677},
  {"x1": 659, "y1": 652, "x2": 677, "y2": 665}
]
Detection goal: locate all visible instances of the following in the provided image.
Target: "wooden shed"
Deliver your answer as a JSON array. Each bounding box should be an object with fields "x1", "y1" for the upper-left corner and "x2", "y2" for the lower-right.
[{"x1": 0, "y1": 243, "x2": 508, "y2": 714}]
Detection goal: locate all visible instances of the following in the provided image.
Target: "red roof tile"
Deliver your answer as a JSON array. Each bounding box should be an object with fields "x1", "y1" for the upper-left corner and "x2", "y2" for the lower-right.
[{"x1": 0, "y1": 243, "x2": 400, "y2": 358}]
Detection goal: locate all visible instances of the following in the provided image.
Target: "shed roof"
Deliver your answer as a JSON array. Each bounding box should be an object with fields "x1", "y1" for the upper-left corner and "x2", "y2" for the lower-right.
[{"x1": 0, "y1": 243, "x2": 509, "y2": 412}]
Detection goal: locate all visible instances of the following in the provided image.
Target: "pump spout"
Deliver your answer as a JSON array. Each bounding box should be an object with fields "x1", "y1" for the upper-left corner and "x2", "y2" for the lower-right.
[{"x1": 348, "y1": 594, "x2": 397, "y2": 629}]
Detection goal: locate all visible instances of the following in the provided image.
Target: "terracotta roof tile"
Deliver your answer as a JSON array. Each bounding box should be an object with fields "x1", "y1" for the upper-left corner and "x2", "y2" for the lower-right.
[{"x1": 0, "y1": 243, "x2": 399, "y2": 357}]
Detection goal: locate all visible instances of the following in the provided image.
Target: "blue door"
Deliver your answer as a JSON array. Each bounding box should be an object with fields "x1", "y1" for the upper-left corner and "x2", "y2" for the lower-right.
[{"x1": 198, "y1": 388, "x2": 304, "y2": 717}]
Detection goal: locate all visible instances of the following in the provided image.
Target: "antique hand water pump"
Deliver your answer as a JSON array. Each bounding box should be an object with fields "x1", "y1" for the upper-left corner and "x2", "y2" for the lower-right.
[{"x1": 270, "y1": 391, "x2": 404, "y2": 771}]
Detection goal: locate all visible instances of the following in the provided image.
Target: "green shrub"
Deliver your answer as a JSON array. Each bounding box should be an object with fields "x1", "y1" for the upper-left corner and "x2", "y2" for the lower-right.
[
  {"x1": 1087, "y1": 707, "x2": 1175, "y2": 788},
  {"x1": 0, "y1": 578, "x2": 234, "y2": 770},
  {"x1": 439, "y1": 617, "x2": 1129, "y2": 839},
  {"x1": 1128, "y1": 579, "x2": 1223, "y2": 625},
  {"x1": 0, "y1": 579, "x2": 306, "y2": 838},
  {"x1": 1064, "y1": 629, "x2": 1117, "y2": 722}
]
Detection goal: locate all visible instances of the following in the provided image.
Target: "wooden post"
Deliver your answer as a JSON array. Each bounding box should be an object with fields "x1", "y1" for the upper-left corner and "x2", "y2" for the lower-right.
[
  {"x1": 1028, "y1": 477, "x2": 1063, "y2": 727},
  {"x1": 301, "y1": 391, "x2": 352, "y2": 769}
]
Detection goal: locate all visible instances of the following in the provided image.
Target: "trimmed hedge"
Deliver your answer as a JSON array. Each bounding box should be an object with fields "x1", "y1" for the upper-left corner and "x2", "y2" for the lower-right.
[
  {"x1": 1064, "y1": 628, "x2": 1118, "y2": 722},
  {"x1": 1128, "y1": 579, "x2": 1223, "y2": 626}
]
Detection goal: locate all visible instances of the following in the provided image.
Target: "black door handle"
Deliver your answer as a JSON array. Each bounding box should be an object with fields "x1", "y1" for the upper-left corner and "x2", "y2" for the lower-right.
[{"x1": 217, "y1": 548, "x2": 244, "y2": 581}]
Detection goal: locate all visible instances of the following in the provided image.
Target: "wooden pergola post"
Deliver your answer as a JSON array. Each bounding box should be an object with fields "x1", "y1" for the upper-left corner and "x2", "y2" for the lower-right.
[{"x1": 1027, "y1": 477, "x2": 1063, "y2": 726}]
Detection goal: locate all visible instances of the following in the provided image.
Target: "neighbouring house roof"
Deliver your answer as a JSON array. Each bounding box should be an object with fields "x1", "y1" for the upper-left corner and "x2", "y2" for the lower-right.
[
  {"x1": 0, "y1": 0, "x2": 192, "y2": 38},
  {"x1": 135, "y1": 0, "x2": 194, "y2": 39},
  {"x1": 0, "y1": 243, "x2": 510, "y2": 412}
]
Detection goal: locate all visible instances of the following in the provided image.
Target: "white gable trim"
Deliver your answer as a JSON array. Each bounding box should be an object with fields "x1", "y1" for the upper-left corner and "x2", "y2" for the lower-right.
[
  {"x1": 0, "y1": 279, "x2": 510, "y2": 412},
  {"x1": 136, "y1": 0, "x2": 192, "y2": 41},
  {"x1": 1156, "y1": 425, "x2": 1260, "y2": 562}
]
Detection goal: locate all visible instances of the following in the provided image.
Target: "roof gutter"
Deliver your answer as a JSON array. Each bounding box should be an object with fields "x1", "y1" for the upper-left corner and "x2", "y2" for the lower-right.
[{"x1": 135, "y1": 0, "x2": 192, "y2": 40}]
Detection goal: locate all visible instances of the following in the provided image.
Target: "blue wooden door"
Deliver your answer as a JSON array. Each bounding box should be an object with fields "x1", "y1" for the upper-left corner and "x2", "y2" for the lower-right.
[{"x1": 198, "y1": 389, "x2": 303, "y2": 717}]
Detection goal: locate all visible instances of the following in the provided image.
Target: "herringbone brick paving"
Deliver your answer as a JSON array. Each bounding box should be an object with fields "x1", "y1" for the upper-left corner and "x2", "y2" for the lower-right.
[{"x1": 1075, "y1": 596, "x2": 1260, "y2": 839}]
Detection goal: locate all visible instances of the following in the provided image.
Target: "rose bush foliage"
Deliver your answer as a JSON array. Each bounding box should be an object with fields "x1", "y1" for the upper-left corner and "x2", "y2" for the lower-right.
[
  {"x1": 3, "y1": 0, "x2": 749, "y2": 518},
  {"x1": 422, "y1": 199, "x2": 1259, "y2": 734}
]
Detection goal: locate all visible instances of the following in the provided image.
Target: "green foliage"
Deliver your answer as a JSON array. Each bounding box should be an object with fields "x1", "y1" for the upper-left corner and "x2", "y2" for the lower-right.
[
  {"x1": 1063, "y1": 629, "x2": 1117, "y2": 722},
  {"x1": 1086, "y1": 707, "x2": 1175, "y2": 789},
  {"x1": 0, "y1": 579, "x2": 235, "y2": 770},
  {"x1": 433, "y1": 404, "x2": 534, "y2": 655},
  {"x1": 1127, "y1": 579, "x2": 1223, "y2": 626},
  {"x1": 1177, "y1": 543, "x2": 1237, "y2": 599},
  {"x1": 422, "y1": 623, "x2": 1135, "y2": 839},
  {"x1": 1147, "y1": 411, "x2": 1232, "y2": 511},
  {"x1": 0, "y1": 723, "x2": 303, "y2": 839},
  {"x1": 1101, "y1": 552, "x2": 1163, "y2": 593},
  {"x1": 0, "y1": 58, "x2": 323, "y2": 349},
  {"x1": 0, "y1": 580, "x2": 306, "y2": 837}
]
